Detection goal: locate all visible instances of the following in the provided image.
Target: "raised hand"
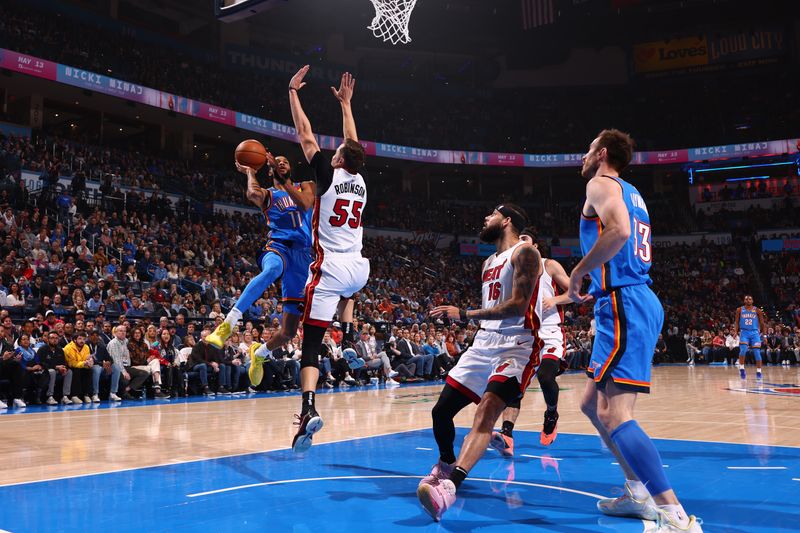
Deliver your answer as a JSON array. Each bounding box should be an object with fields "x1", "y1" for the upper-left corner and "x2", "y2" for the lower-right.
[
  {"x1": 289, "y1": 65, "x2": 310, "y2": 91},
  {"x1": 331, "y1": 72, "x2": 355, "y2": 104},
  {"x1": 235, "y1": 161, "x2": 255, "y2": 176}
]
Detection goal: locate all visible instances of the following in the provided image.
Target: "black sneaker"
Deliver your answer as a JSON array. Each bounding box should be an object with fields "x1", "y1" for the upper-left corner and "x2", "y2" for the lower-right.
[
  {"x1": 120, "y1": 391, "x2": 134, "y2": 401},
  {"x1": 291, "y1": 409, "x2": 324, "y2": 453},
  {"x1": 154, "y1": 389, "x2": 169, "y2": 399},
  {"x1": 203, "y1": 386, "x2": 216, "y2": 396},
  {"x1": 540, "y1": 409, "x2": 559, "y2": 446},
  {"x1": 218, "y1": 387, "x2": 230, "y2": 395}
]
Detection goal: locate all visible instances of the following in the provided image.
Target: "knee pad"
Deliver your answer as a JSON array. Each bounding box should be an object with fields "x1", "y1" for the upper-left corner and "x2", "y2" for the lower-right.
[
  {"x1": 739, "y1": 344, "x2": 748, "y2": 356},
  {"x1": 752, "y1": 348, "x2": 762, "y2": 362}
]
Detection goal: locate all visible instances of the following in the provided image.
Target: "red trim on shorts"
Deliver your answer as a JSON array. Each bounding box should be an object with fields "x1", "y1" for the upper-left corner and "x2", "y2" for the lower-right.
[
  {"x1": 446, "y1": 376, "x2": 481, "y2": 405},
  {"x1": 542, "y1": 353, "x2": 561, "y2": 361},
  {"x1": 304, "y1": 318, "x2": 331, "y2": 329},
  {"x1": 519, "y1": 337, "x2": 544, "y2": 393},
  {"x1": 488, "y1": 375, "x2": 510, "y2": 384},
  {"x1": 302, "y1": 200, "x2": 324, "y2": 324}
]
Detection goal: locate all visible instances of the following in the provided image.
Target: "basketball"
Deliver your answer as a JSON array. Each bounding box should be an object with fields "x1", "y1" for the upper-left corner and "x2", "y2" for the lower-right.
[{"x1": 235, "y1": 139, "x2": 267, "y2": 170}]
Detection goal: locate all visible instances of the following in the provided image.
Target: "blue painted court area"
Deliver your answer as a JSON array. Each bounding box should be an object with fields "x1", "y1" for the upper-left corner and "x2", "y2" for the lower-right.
[{"x1": 1, "y1": 430, "x2": 798, "y2": 532}]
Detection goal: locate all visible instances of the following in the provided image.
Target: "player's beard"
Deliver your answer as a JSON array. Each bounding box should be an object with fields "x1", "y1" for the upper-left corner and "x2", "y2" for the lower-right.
[
  {"x1": 479, "y1": 222, "x2": 502, "y2": 243},
  {"x1": 581, "y1": 157, "x2": 598, "y2": 179}
]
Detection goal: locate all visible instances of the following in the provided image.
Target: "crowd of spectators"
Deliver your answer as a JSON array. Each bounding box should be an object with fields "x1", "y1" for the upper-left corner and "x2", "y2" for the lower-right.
[
  {"x1": 2, "y1": 0, "x2": 799, "y2": 154},
  {"x1": 2, "y1": 127, "x2": 799, "y2": 410}
]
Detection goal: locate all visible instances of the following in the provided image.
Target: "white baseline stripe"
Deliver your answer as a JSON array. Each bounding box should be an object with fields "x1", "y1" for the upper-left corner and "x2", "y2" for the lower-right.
[
  {"x1": 727, "y1": 466, "x2": 787, "y2": 470},
  {"x1": 0, "y1": 428, "x2": 426, "y2": 488},
  {"x1": 415, "y1": 447, "x2": 432, "y2": 451},
  {"x1": 186, "y1": 474, "x2": 610, "y2": 499},
  {"x1": 521, "y1": 454, "x2": 562, "y2": 461}
]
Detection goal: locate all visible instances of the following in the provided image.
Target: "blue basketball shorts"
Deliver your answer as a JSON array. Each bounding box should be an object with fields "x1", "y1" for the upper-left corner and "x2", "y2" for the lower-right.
[
  {"x1": 739, "y1": 330, "x2": 762, "y2": 348},
  {"x1": 588, "y1": 284, "x2": 664, "y2": 394},
  {"x1": 258, "y1": 240, "x2": 312, "y2": 316}
]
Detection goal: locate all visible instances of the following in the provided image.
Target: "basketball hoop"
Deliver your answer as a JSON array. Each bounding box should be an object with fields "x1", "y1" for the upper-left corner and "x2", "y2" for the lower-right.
[{"x1": 367, "y1": 0, "x2": 418, "y2": 45}]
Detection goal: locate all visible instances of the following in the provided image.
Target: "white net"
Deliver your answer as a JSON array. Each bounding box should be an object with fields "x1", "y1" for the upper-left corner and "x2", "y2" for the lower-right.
[{"x1": 367, "y1": 0, "x2": 418, "y2": 45}]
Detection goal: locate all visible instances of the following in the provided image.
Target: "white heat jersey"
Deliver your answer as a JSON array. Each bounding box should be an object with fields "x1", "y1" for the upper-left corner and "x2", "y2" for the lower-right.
[
  {"x1": 530, "y1": 258, "x2": 564, "y2": 330},
  {"x1": 314, "y1": 167, "x2": 366, "y2": 254},
  {"x1": 480, "y1": 240, "x2": 527, "y2": 334}
]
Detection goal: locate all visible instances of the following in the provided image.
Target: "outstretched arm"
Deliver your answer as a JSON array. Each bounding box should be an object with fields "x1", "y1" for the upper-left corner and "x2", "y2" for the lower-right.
[
  {"x1": 288, "y1": 65, "x2": 321, "y2": 163},
  {"x1": 543, "y1": 259, "x2": 589, "y2": 311},
  {"x1": 331, "y1": 72, "x2": 358, "y2": 142},
  {"x1": 430, "y1": 244, "x2": 541, "y2": 321}
]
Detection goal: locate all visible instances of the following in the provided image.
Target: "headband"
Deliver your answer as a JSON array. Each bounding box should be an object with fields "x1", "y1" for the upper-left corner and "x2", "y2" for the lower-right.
[{"x1": 495, "y1": 205, "x2": 528, "y2": 233}]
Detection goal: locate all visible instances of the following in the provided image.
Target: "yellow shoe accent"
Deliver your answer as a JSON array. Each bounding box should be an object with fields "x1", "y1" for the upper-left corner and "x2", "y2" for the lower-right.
[
  {"x1": 249, "y1": 342, "x2": 265, "y2": 386},
  {"x1": 206, "y1": 322, "x2": 233, "y2": 349}
]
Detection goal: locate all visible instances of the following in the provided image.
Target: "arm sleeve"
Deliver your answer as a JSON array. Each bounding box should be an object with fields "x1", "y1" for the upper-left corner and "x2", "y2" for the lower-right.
[{"x1": 309, "y1": 152, "x2": 334, "y2": 197}]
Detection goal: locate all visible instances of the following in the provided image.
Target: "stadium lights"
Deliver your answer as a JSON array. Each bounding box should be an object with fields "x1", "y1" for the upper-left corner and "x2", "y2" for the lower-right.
[
  {"x1": 694, "y1": 161, "x2": 794, "y2": 173},
  {"x1": 725, "y1": 175, "x2": 770, "y2": 182}
]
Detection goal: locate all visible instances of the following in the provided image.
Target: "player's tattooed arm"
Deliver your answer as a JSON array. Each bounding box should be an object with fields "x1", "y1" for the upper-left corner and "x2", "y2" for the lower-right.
[
  {"x1": 429, "y1": 245, "x2": 540, "y2": 323},
  {"x1": 466, "y1": 244, "x2": 540, "y2": 320}
]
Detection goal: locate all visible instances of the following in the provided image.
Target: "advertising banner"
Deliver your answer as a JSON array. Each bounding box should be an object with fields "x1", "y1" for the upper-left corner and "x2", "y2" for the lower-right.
[
  {"x1": 2, "y1": 48, "x2": 798, "y2": 169},
  {"x1": 634, "y1": 37, "x2": 709, "y2": 73}
]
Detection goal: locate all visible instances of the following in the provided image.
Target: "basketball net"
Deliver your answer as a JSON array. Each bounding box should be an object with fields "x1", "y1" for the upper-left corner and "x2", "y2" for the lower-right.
[{"x1": 368, "y1": 0, "x2": 418, "y2": 45}]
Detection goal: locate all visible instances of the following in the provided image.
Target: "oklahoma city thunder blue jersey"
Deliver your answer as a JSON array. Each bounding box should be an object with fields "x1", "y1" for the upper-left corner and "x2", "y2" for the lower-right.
[
  {"x1": 580, "y1": 176, "x2": 652, "y2": 296},
  {"x1": 739, "y1": 307, "x2": 759, "y2": 331},
  {"x1": 262, "y1": 185, "x2": 312, "y2": 248}
]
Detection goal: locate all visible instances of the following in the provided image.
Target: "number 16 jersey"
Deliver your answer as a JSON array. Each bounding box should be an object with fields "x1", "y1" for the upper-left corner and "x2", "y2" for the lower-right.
[{"x1": 480, "y1": 240, "x2": 527, "y2": 335}]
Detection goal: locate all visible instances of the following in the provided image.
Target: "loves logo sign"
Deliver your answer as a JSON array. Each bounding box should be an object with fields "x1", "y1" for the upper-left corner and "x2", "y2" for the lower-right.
[{"x1": 634, "y1": 36, "x2": 709, "y2": 73}]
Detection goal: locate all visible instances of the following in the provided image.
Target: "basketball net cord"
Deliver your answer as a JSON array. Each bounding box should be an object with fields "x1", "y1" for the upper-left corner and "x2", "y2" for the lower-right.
[{"x1": 368, "y1": 0, "x2": 418, "y2": 45}]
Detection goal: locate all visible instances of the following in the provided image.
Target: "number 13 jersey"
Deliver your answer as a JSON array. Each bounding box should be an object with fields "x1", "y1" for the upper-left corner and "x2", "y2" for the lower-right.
[
  {"x1": 579, "y1": 175, "x2": 653, "y2": 297},
  {"x1": 310, "y1": 151, "x2": 366, "y2": 255}
]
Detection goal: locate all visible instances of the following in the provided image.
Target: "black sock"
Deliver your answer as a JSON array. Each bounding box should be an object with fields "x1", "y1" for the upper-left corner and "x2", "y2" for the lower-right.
[
  {"x1": 546, "y1": 404, "x2": 557, "y2": 413},
  {"x1": 449, "y1": 466, "x2": 468, "y2": 489},
  {"x1": 342, "y1": 322, "x2": 354, "y2": 342},
  {"x1": 440, "y1": 451, "x2": 456, "y2": 465},
  {"x1": 302, "y1": 391, "x2": 316, "y2": 415},
  {"x1": 501, "y1": 420, "x2": 514, "y2": 437}
]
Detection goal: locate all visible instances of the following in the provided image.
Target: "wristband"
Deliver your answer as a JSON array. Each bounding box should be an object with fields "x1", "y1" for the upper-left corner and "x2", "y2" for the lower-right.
[{"x1": 459, "y1": 309, "x2": 467, "y2": 321}]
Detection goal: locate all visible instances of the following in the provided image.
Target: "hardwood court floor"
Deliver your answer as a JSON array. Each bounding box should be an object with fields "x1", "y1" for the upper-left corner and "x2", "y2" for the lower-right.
[{"x1": 1, "y1": 365, "x2": 798, "y2": 487}]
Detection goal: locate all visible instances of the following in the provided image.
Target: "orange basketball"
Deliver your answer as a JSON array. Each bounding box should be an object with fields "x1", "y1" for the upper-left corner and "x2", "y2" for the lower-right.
[{"x1": 235, "y1": 139, "x2": 267, "y2": 171}]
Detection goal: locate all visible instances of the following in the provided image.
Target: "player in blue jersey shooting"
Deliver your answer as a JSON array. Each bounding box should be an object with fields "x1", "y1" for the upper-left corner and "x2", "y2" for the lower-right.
[
  {"x1": 568, "y1": 129, "x2": 701, "y2": 532},
  {"x1": 206, "y1": 152, "x2": 313, "y2": 389},
  {"x1": 732, "y1": 294, "x2": 766, "y2": 380}
]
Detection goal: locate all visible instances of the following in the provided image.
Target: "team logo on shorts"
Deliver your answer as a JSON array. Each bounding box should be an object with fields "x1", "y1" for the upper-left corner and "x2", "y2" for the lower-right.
[
  {"x1": 495, "y1": 359, "x2": 516, "y2": 374},
  {"x1": 726, "y1": 382, "x2": 800, "y2": 397}
]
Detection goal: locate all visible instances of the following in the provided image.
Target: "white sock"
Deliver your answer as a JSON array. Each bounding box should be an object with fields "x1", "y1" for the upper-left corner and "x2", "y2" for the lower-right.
[
  {"x1": 659, "y1": 504, "x2": 689, "y2": 527},
  {"x1": 224, "y1": 308, "x2": 243, "y2": 327},
  {"x1": 626, "y1": 479, "x2": 650, "y2": 500},
  {"x1": 254, "y1": 343, "x2": 272, "y2": 359}
]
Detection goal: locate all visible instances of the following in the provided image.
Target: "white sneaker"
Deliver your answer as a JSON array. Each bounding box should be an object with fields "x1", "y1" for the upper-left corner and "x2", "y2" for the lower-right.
[
  {"x1": 109, "y1": 393, "x2": 121, "y2": 402},
  {"x1": 386, "y1": 378, "x2": 400, "y2": 386},
  {"x1": 597, "y1": 482, "x2": 659, "y2": 521},
  {"x1": 71, "y1": 396, "x2": 83, "y2": 405},
  {"x1": 0, "y1": 399, "x2": 7, "y2": 409},
  {"x1": 61, "y1": 396, "x2": 73, "y2": 405},
  {"x1": 247, "y1": 387, "x2": 257, "y2": 394},
  {"x1": 91, "y1": 394, "x2": 101, "y2": 403},
  {"x1": 654, "y1": 510, "x2": 703, "y2": 532},
  {"x1": 13, "y1": 399, "x2": 26, "y2": 408},
  {"x1": 389, "y1": 370, "x2": 399, "y2": 378},
  {"x1": 46, "y1": 396, "x2": 58, "y2": 405},
  {"x1": 83, "y1": 396, "x2": 92, "y2": 404}
]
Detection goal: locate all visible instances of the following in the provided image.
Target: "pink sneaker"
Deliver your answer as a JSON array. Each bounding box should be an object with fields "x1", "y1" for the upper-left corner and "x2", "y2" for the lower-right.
[
  {"x1": 416, "y1": 478, "x2": 457, "y2": 522},
  {"x1": 419, "y1": 460, "x2": 454, "y2": 485}
]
